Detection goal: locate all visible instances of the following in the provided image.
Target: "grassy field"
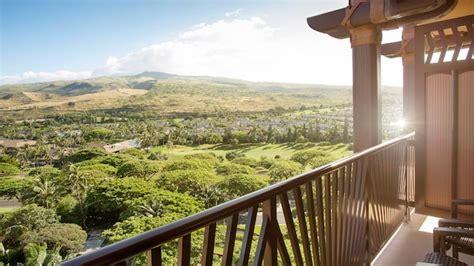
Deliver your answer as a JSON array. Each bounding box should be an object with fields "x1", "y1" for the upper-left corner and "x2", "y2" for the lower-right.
[{"x1": 153, "y1": 142, "x2": 352, "y2": 162}]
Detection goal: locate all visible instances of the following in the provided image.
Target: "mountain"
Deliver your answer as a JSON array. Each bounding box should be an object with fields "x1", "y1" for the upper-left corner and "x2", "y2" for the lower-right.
[{"x1": 0, "y1": 71, "x2": 395, "y2": 114}]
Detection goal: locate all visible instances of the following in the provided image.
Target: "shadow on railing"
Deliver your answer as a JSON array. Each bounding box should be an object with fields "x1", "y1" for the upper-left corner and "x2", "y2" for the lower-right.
[{"x1": 62, "y1": 132, "x2": 415, "y2": 266}]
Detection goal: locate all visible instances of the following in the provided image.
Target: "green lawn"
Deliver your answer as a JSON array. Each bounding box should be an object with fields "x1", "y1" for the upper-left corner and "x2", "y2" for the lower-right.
[{"x1": 153, "y1": 142, "x2": 352, "y2": 162}]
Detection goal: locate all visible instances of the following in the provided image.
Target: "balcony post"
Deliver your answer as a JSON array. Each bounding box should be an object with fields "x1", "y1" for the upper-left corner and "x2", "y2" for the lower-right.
[
  {"x1": 351, "y1": 25, "x2": 382, "y2": 151},
  {"x1": 402, "y1": 26, "x2": 416, "y2": 132},
  {"x1": 262, "y1": 197, "x2": 277, "y2": 266}
]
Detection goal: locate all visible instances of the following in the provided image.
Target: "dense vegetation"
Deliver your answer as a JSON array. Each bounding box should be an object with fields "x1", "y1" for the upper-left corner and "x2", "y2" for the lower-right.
[{"x1": 0, "y1": 73, "x2": 402, "y2": 264}]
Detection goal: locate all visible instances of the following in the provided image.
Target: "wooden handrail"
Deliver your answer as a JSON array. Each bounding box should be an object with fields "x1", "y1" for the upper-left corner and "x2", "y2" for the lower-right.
[{"x1": 62, "y1": 132, "x2": 415, "y2": 265}]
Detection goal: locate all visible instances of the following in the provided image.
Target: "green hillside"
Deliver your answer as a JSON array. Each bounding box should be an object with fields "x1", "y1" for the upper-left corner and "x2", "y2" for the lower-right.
[{"x1": 0, "y1": 72, "x2": 355, "y2": 114}]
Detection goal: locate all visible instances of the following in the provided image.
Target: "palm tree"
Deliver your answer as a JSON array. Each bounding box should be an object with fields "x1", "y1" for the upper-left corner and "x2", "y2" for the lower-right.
[
  {"x1": 24, "y1": 174, "x2": 59, "y2": 209},
  {"x1": 135, "y1": 200, "x2": 166, "y2": 217},
  {"x1": 65, "y1": 165, "x2": 95, "y2": 227},
  {"x1": 196, "y1": 185, "x2": 226, "y2": 209}
]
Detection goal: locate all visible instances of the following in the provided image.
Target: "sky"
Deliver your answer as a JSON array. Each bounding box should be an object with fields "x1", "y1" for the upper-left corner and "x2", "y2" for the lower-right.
[{"x1": 0, "y1": 0, "x2": 403, "y2": 86}]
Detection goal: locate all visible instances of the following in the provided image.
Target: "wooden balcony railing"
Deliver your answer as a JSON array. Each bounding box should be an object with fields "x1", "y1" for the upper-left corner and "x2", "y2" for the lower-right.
[{"x1": 62, "y1": 132, "x2": 415, "y2": 266}]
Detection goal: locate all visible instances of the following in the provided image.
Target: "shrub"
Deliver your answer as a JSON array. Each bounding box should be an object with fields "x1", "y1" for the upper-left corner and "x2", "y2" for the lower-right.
[
  {"x1": 102, "y1": 214, "x2": 183, "y2": 265},
  {"x1": 121, "y1": 148, "x2": 147, "y2": 159},
  {"x1": 184, "y1": 153, "x2": 219, "y2": 167},
  {"x1": 309, "y1": 156, "x2": 335, "y2": 169},
  {"x1": 55, "y1": 196, "x2": 81, "y2": 224},
  {"x1": 269, "y1": 160, "x2": 302, "y2": 183},
  {"x1": 64, "y1": 149, "x2": 106, "y2": 164},
  {"x1": 117, "y1": 160, "x2": 162, "y2": 179},
  {"x1": 121, "y1": 190, "x2": 203, "y2": 220},
  {"x1": 85, "y1": 178, "x2": 157, "y2": 226},
  {"x1": 0, "y1": 155, "x2": 19, "y2": 166},
  {"x1": 0, "y1": 177, "x2": 30, "y2": 200},
  {"x1": 216, "y1": 163, "x2": 255, "y2": 176},
  {"x1": 216, "y1": 174, "x2": 267, "y2": 198},
  {"x1": 22, "y1": 223, "x2": 87, "y2": 257},
  {"x1": 28, "y1": 166, "x2": 61, "y2": 177},
  {"x1": 231, "y1": 157, "x2": 258, "y2": 168},
  {"x1": 156, "y1": 170, "x2": 217, "y2": 194},
  {"x1": 0, "y1": 204, "x2": 59, "y2": 248},
  {"x1": 96, "y1": 154, "x2": 136, "y2": 167},
  {"x1": 76, "y1": 163, "x2": 117, "y2": 175},
  {"x1": 257, "y1": 156, "x2": 274, "y2": 169},
  {"x1": 0, "y1": 163, "x2": 20, "y2": 176},
  {"x1": 87, "y1": 128, "x2": 113, "y2": 140},
  {"x1": 290, "y1": 150, "x2": 325, "y2": 167},
  {"x1": 225, "y1": 151, "x2": 244, "y2": 161},
  {"x1": 163, "y1": 159, "x2": 212, "y2": 172}
]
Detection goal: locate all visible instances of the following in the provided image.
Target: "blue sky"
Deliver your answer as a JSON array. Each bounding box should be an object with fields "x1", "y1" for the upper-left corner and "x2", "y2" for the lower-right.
[{"x1": 0, "y1": 0, "x2": 403, "y2": 85}]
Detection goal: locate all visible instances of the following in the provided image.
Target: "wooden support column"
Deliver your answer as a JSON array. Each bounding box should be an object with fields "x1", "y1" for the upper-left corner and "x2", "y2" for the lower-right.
[
  {"x1": 402, "y1": 26, "x2": 416, "y2": 132},
  {"x1": 262, "y1": 197, "x2": 277, "y2": 266},
  {"x1": 351, "y1": 25, "x2": 382, "y2": 152}
]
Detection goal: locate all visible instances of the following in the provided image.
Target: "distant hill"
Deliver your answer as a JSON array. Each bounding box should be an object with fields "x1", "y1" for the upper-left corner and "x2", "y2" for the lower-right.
[{"x1": 0, "y1": 71, "x2": 399, "y2": 114}]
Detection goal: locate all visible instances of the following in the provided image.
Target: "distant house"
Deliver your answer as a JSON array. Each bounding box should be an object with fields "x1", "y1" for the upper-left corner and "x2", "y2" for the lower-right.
[
  {"x1": 103, "y1": 139, "x2": 140, "y2": 153},
  {"x1": 0, "y1": 139, "x2": 37, "y2": 149}
]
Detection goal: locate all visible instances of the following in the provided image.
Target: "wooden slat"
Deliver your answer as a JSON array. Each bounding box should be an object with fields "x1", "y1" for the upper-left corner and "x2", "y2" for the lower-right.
[
  {"x1": 222, "y1": 214, "x2": 239, "y2": 266},
  {"x1": 177, "y1": 234, "x2": 191, "y2": 266},
  {"x1": 324, "y1": 174, "x2": 332, "y2": 266},
  {"x1": 273, "y1": 218, "x2": 292, "y2": 266},
  {"x1": 315, "y1": 177, "x2": 327, "y2": 266},
  {"x1": 425, "y1": 33, "x2": 435, "y2": 64},
  {"x1": 201, "y1": 223, "x2": 216, "y2": 266},
  {"x1": 279, "y1": 192, "x2": 304, "y2": 266},
  {"x1": 336, "y1": 167, "x2": 345, "y2": 266},
  {"x1": 340, "y1": 163, "x2": 352, "y2": 266},
  {"x1": 353, "y1": 158, "x2": 368, "y2": 263},
  {"x1": 253, "y1": 216, "x2": 271, "y2": 266},
  {"x1": 262, "y1": 198, "x2": 277, "y2": 266},
  {"x1": 438, "y1": 29, "x2": 447, "y2": 63},
  {"x1": 331, "y1": 171, "x2": 337, "y2": 266},
  {"x1": 451, "y1": 26, "x2": 462, "y2": 61},
  {"x1": 466, "y1": 23, "x2": 474, "y2": 60},
  {"x1": 147, "y1": 246, "x2": 162, "y2": 266},
  {"x1": 305, "y1": 182, "x2": 320, "y2": 266},
  {"x1": 343, "y1": 162, "x2": 356, "y2": 266},
  {"x1": 294, "y1": 186, "x2": 313, "y2": 266},
  {"x1": 238, "y1": 206, "x2": 258, "y2": 266},
  {"x1": 112, "y1": 261, "x2": 127, "y2": 266}
]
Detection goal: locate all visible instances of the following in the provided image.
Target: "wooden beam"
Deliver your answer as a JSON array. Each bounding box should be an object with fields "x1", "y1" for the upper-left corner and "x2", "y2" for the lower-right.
[{"x1": 352, "y1": 26, "x2": 382, "y2": 151}]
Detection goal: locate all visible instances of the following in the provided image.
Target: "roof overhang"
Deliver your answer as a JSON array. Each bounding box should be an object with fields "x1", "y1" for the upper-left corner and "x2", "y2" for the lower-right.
[{"x1": 307, "y1": 0, "x2": 459, "y2": 39}]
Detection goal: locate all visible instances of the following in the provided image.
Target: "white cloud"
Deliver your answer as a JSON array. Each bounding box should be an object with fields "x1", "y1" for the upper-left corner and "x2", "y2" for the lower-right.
[
  {"x1": 92, "y1": 17, "x2": 283, "y2": 80},
  {"x1": 225, "y1": 9, "x2": 242, "y2": 18},
  {"x1": 1, "y1": 15, "x2": 402, "y2": 86},
  {"x1": 0, "y1": 70, "x2": 92, "y2": 85}
]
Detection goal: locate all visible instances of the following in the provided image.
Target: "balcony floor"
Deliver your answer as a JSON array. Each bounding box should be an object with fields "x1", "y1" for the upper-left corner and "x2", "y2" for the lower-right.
[{"x1": 372, "y1": 211, "x2": 474, "y2": 266}]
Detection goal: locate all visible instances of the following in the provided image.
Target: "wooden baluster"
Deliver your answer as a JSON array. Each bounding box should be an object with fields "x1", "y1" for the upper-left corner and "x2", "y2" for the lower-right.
[
  {"x1": 262, "y1": 197, "x2": 277, "y2": 266},
  {"x1": 294, "y1": 186, "x2": 313, "y2": 266},
  {"x1": 280, "y1": 192, "x2": 304, "y2": 266},
  {"x1": 324, "y1": 174, "x2": 332, "y2": 266},
  {"x1": 254, "y1": 216, "x2": 270, "y2": 266},
  {"x1": 222, "y1": 214, "x2": 239, "y2": 266},
  {"x1": 147, "y1": 246, "x2": 162, "y2": 266},
  {"x1": 305, "y1": 181, "x2": 320, "y2": 266},
  {"x1": 336, "y1": 167, "x2": 345, "y2": 266},
  {"x1": 201, "y1": 223, "x2": 216, "y2": 266},
  {"x1": 315, "y1": 177, "x2": 327, "y2": 266},
  {"x1": 177, "y1": 234, "x2": 191, "y2": 266},
  {"x1": 239, "y1": 206, "x2": 258, "y2": 266}
]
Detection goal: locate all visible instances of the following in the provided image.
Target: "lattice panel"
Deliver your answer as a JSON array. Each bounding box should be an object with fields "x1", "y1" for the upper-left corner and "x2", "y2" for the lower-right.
[{"x1": 420, "y1": 16, "x2": 474, "y2": 65}]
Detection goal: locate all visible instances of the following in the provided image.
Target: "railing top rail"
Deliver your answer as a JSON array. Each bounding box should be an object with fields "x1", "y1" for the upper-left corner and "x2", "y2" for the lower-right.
[{"x1": 62, "y1": 132, "x2": 414, "y2": 265}]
